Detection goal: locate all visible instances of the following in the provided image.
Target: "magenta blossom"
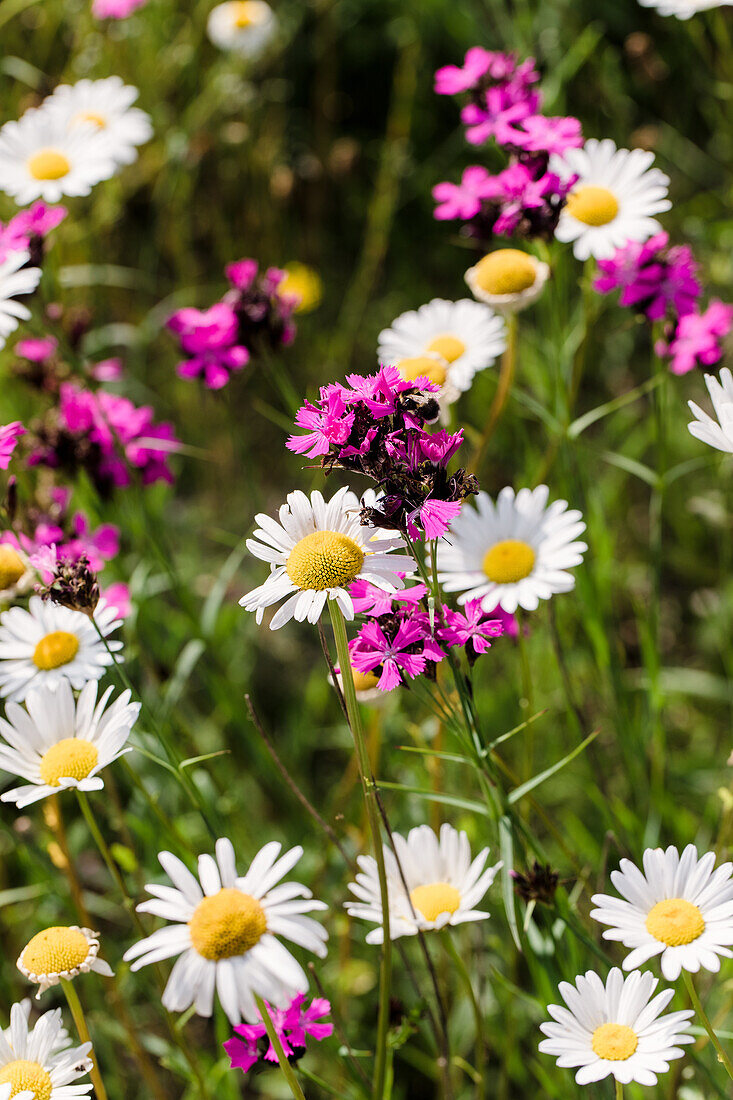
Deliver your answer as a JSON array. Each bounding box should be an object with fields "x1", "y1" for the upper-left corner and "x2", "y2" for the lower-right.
[
  {"x1": 15, "y1": 336, "x2": 58, "y2": 363},
  {"x1": 350, "y1": 617, "x2": 444, "y2": 691},
  {"x1": 595, "y1": 233, "x2": 701, "y2": 322},
  {"x1": 287, "y1": 386, "x2": 354, "y2": 458},
  {"x1": 461, "y1": 86, "x2": 541, "y2": 147},
  {"x1": 102, "y1": 581, "x2": 131, "y2": 619},
  {"x1": 224, "y1": 258, "x2": 298, "y2": 349},
  {"x1": 223, "y1": 994, "x2": 333, "y2": 1074},
  {"x1": 2, "y1": 511, "x2": 119, "y2": 580},
  {"x1": 349, "y1": 576, "x2": 428, "y2": 617},
  {"x1": 92, "y1": 0, "x2": 147, "y2": 16},
  {"x1": 437, "y1": 600, "x2": 504, "y2": 659},
  {"x1": 512, "y1": 114, "x2": 583, "y2": 157},
  {"x1": 433, "y1": 166, "x2": 497, "y2": 221},
  {"x1": 661, "y1": 301, "x2": 733, "y2": 376},
  {"x1": 0, "y1": 422, "x2": 24, "y2": 469},
  {"x1": 0, "y1": 203, "x2": 66, "y2": 262},
  {"x1": 435, "y1": 49, "x2": 539, "y2": 98},
  {"x1": 166, "y1": 303, "x2": 250, "y2": 389},
  {"x1": 91, "y1": 358, "x2": 124, "y2": 382}
]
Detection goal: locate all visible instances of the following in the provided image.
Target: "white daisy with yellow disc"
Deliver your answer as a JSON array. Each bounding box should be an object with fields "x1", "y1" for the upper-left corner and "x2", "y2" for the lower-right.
[
  {"x1": 464, "y1": 248, "x2": 549, "y2": 314},
  {"x1": 688, "y1": 368, "x2": 733, "y2": 454},
  {"x1": 345, "y1": 823, "x2": 502, "y2": 943},
  {"x1": 0, "y1": 107, "x2": 118, "y2": 205},
  {"x1": 377, "y1": 298, "x2": 507, "y2": 410},
  {"x1": 0, "y1": 596, "x2": 122, "y2": 702},
  {"x1": 207, "y1": 0, "x2": 277, "y2": 56},
  {"x1": 591, "y1": 844, "x2": 733, "y2": 981},
  {"x1": 123, "y1": 837, "x2": 328, "y2": 1024},
  {"x1": 44, "y1": 77, "x2": 152, "y2": 167},
  {"x1": 550, "y1": 137, "x2": 671, "y2": 260},
  {"x1": 0, "y1": 679, "x2": 138, "y2": 809},
  {"x1": 539, "y1": 967, "x2": 693, "y2": 1086},
  {"x1": 436, "y1": 485, "x2": 587, "y2": 614},
  {"x1": 0, "y1": 251, "x2": 41, "y2": 353},
  {"x1": 18, "y1": 926, "x2": 113, "y2": 996},
  {"x1": 239, "y1": 486, "x2": 413, "y2": 630},
  {"x1": 0, "y1": 1001, "x2": 93, "y2": 1100}
]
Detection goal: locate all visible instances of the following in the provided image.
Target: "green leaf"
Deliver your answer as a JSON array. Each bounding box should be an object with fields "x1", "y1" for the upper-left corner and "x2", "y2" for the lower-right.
[
  {"x1": 179, "y1": 750, "x2": 232, "y2": 770},
  {"x1": 600, "y1": 451, "x2": 658, "y2": 487},
  {"x1": 376, "y1": 781, "x2": 489, "y2": 816},
  {"x1": 508, "y1": 731, "x2": 599, "y2": 805},
  {"x1": 499, "y1": 816, "x2": 521, "y2": 951}
]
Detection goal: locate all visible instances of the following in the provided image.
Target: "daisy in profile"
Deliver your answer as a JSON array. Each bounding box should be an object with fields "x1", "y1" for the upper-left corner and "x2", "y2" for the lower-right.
[
  {"x1": 0, "y1": 680, "x2": 138, "y2": 809},
  {"x1": 638, "y1": 0, "x2": 730, "y2": 16},
  {"x1": 0, "y1": 251, "x2": 41, "y2": 351},
  {"x1": 0, "y1": 1001, "x2": 92, "y2": 1099},
  {"x1": 464, "y1": 249, "x2": 550, "y2": 314},
  {"x1": 377, "y1": 298, "x2": 507, "y2": 411},
  {"x1": 124, "y1": 838, "x2": 328, "y2": 1024},
  {"x1": 44, "y1": 77, "x2": 152, "y2": 167},
  {"x1": 345, "y1": 822, "x2": 502, "y2": 943},
  {"x1": 18, "y1": 926, "x2": 113, "y2": 996},
  {"x1": 0, "y1": 543, "x2": 33, "y2": 600},
  {"x1": 0, "y1": 108, "x2": 117, "y2": 204},
  {"x1": 0, "y1": 596, "x2": 122, "y2": 702},
  {"x1": 239, "y1": 486, "x2": 413, "y2": 630},
  {"x1": 687, "y1": 368, "x2": 733, "y2": 453},
  {"x1": 550, "y1": 138, "x2": 671, "y2": 260},
  {"x1": 436, "y1": 485, "x2": 587, "y2": 614},
  {"x1": 591, "y1": 844, "x2": 733, "y2": 980},
  {"x1": 539, "y1": 968, "x2": 693, "y2": 1086},
  {"x1": 207, "y1": 1, "x2": 277, "y2": 56}
]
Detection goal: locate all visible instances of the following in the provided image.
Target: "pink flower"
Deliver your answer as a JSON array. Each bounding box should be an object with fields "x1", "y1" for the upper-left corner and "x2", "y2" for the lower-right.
[
  {"x1": 461, "y1": 87, "x2": 541, "y2": 147},
  {"x1": 0, "y1": 422, "x2": 24, "y2": 469},
  {"x1": 223, "y1": 994, "x2": 333, "y2": 1075},
  {"x1": 101, "y1": 582, "x2": 131, "y2": 619},
  {"x1": 91, "y1": 358, "x2": 124, "y2": 382},
  {"x1": 2, "y1": 510, "x2": 120, "y2": 580},
  {"x1": 437, "y1": 600, "x2": 504, "y2": 657},
  {"x1": 92, "y1": 0, "x2": 147, "y2": 16},
  {"x1": 15, "y1": 336, "x2": 58, "y2": 362},
  {"x1": 167, "y1": 303, "x2": 250, "y2": 389},
  {"x1": 287, "y1": 386, "x2": 354, "y2": 458},
  {"x1": 349, "y1": 576, "x2": 427, "y2": 617},
  {"x1": 434, "y1": 47, "x2": 497, "y2": 95},
  {"x1": 225, "y1": 259, "x2": 258, "y2": 291},
  {"x1": 433, "y1": 166, "x2": 498, "y2": 221},
  {"x1": 512, "y1": 115, "x2": 583, "y2": 156},
  {"x1": 350, "y1": 617, "x2": 444, "y2": 691},
  {"x1": 663, "y1": 301, "x2": 733, "y2": 376},
  {"x1": 407, "y1": 499, "x2": 462, "y2": 541},
  {"x1": 594, "y1": 233, "x2": 701, "y2": 322},
  {"x1": 0, "y1": 203, "x2": 66, "y2": 261}
]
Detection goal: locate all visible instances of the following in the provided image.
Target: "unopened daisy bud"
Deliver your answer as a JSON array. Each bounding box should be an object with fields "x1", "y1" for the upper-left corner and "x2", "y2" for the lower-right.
[
  {"x1": 207, "y1": 0, "x2": 277, "y2": 56},
  {"x1": 465, "y1": 248, "x2": 549, "y2": 314},
  {"x1": 18, "y1": 926, "x2": 113, "y2": 996}
]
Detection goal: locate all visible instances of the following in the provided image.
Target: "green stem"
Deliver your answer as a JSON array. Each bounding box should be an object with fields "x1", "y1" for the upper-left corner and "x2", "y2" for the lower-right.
[
  {"x1": 254, "y1": 994, "x2": 307, "y2": 1100},
  {"x1": 444, "y1": 934, "x2": 485, "y2": 1096},
  {"x1": 683, "y1": 971, "x2": 733, "y2": 1080},
  {"x1": 469, "y1": 313, "x2": 518, "y2": 475},
  {"x1": 75, "y1": 790, "x2": 146, "y2": 936},
  {"x1": 60, "y1": 978, "x2": 108, "y2": 1100},
  {"x1": 328, "y1": 601, "x2": 392, "y2": 1100},
  {"x1": 615, "y1": 1081, "x2": 623, "y2": 1100}
]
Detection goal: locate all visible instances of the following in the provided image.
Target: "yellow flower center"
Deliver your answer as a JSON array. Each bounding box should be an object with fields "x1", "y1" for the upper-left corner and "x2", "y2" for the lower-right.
[
  {"x1": 72, "y1": 111, "x2": 107, "y2": 129},
  {"x1": 409, "y1": 882, "x2": 461, "y2": 922},
  {"x1": 591, "y1": 1023, "x2": 638, "y2": 1062},
  {"x1": 645, "y1": 898, "x2": 705, "y2": 946},
  {"x1": 0, "y1": 1060, "x2": 54, "y2": 1100},
  {"x1": 566, "y1": 185, "x2": 619, "y2": 227},
  {"x1": 483, "y1": 539, "x2": 536, "y2": 584},
  {"x1": 351, "y1": 668, "x2": 380, "y2": 692},
  {"x1": 231, "y1": 0, "x2": 259, "y2": 26},
  {"x1": 472, "y1": 249, "x2": 537, "y2": 295},
  {"x1": 39, "y1": 739, "x2": 99, "y2": 787},
  {"x1": 286, "y1": 530, "x2": 365, "y2": 591},
  {"x1": 22, "y1": 926, "x2": 90, "y2": 976},
  {"x1": 33, "y1": 630, "x2": 80, "y2": 670},
  {"x1": 28, "y1": 149, "x2": 71, "y2": 181},
  {"x1": 0, "y1": 546, "x2": 26, "y2": 590},
  {"x1": 189, "y1": 888, "x2": 267, "y2": 960},
  {"x1": 279, "y1": 263, "x2": 322, "y2": 314},
  {"x1": 396, "y1": 356, "x2": 447, "y2": 386},
  {"x1": 425, "y1": 334, "x2": 466, "y2": 364}
]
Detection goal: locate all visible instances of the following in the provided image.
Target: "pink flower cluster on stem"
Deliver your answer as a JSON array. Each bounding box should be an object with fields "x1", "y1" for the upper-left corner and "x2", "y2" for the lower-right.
[
  {"x1": 0, "y1": 423, "x2": 24, "y2": 470},
  {"x1": 223, "y1": 994, "x2": 333, "y2": 1074},
  {"x1": 0, "y1": 203, "x2": 66, "y2": 263}
]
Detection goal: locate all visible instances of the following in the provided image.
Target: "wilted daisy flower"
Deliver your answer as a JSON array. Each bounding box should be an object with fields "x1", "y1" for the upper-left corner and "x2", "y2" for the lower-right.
[
  {"x1": 465, "y1": 248, "x2": 549, "y2": 313},
  {"x1": 0, "y1": 596, "x2": 122, "y2": 702},
  {"x1": 688, "y1": 368, "x2": 733, "y2": 453},
  {"x1": 0, "y1": 1001, "x2": 92, "y2": 1099},
  {"x1": 18, "y1": 926, "x2": 113, "y2": 996},
  {"x1": 346, "y1": 823, "x2": 501, "y2": 943},
  {"x1": 0, "y1": 680, "x2": 138, "y2": 808},
  {"x1": 550, "y1": 138, "x2": 671, "y2": 261},
  {"x1": 124, "y1": 838, "x2": 328, "y2": 1024},
  {"x1": 279, "y1": 263, "x2": 322, "y2": 314},
  {"x1": 44, "y1": 78, "x2": 152, "y2": 167},
  {"x1": 0, "y1": 108, "x2": 117, "y2": 204},
  {"x1": 207, "y1": 1, "x2": 277, "y2": 56},
  {"x1": 591, "y1": 844, "x2": 733, "y2": 980},
  {"x1": 0, "y1": 251, "x2": 41, "y2": 351},
  {"x1": 377, "y1": 298, "x2": 507, "y2": 409},
  {"x1": 436, "y1": 485, "x2": 587, "y2": 614},
  {"x1": 239, "y1": 486, "x2": 413, "y2": 629},
  {"x1": 539, "y1": 967, "x2": 693, "y2": 1086}
]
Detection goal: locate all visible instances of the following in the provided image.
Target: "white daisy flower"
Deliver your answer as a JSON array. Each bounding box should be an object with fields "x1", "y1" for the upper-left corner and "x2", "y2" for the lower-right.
[
  {"x1": 0, "y1": 251, "x2": 41, "y2": 351},
  {"x1": 18, "y1": 926, "x2": 113, "y2": 996},
  {"x1": 123, "y1": 838, "x2": 328, "y2": 1025},
  {"x1": 591, "y1": 844, "x2": 733, "y2": 981},
  {"x1": 638, "y1": 0, "x2": 732, "y2": 17},
  {"x1": 464, "y1": 249, "x2": 549, "y2": 314},
  {"x1": 207, "y1": 0, "x2": 277, "y2": 56},
  {"x1": 539, "y1": 967, "x2": 693, "y2": 1086},
  {"x1": 0, "y1": 679, "x2": 138, "y2": 809},
  {"x1": 377, "y1": 298, "x2": 507, "y2": 409},
  {"x1": 0, "y1": 107, "x2": 117, "y2": 204},
  {"x1": 0, "y1": 544, "x2": 34, "y2": 600},
  {"x1": 687, "y1": 368, "x2": 733, "y2": 453},
  {"x1": 0, "y1": 596, "x2": 122, "y2": 702},
  {"x1": 436, "y1": 485, "x2": 587, "y2": 614},
  {"x1": 345, "y1": 823, "x2": 502, "y2": 943},
  {"x1": 44, "y1": 77, "x2": 152, "y2": 167},
  {"x1": 0, "y1": 1001, "x2": 92, "y2": 1100},
  {"x1": 550, "y1": 138, "x2": 671, "y2": 261},
  {"x1": 239, "y1": 486, "x2": 413, "y2": 630}
]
